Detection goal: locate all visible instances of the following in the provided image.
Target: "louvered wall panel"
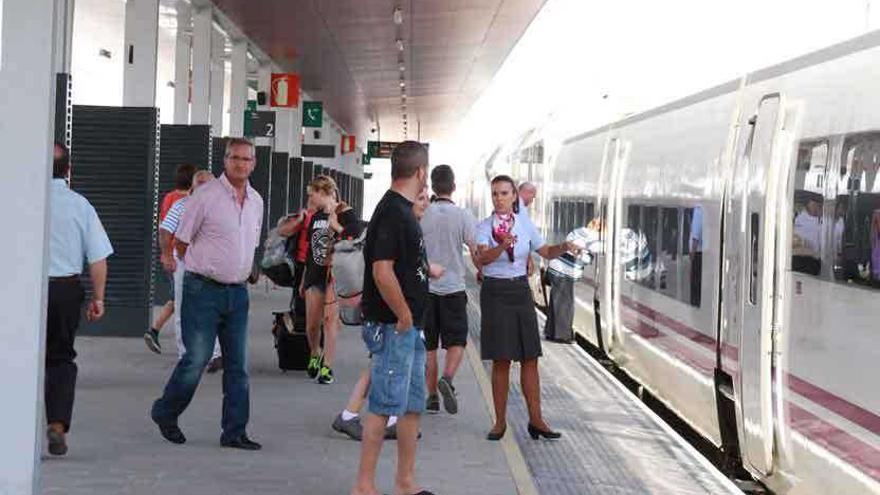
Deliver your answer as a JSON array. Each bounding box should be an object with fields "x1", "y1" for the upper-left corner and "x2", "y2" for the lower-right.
[
  {"x1": 152, "y1": 125, "x2": 211, "y2": 303},
  {"x1": 270, "y1": 152, "x2": 289, "y2": 225},
  {"x1": 211, "y1": 137, "x2": 226, "y2": 176},
  {"x1": 70, "y1": 106, "x2": 159, "y2": 336},
  {"x1": 289, "y1": 157, "x2": 303, "y2": 211},
  {"x1": 251, "y1": 146, "x2": 272, "y2": 264}
]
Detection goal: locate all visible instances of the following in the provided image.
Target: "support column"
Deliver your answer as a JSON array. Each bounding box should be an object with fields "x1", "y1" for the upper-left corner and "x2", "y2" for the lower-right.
[
  {"x1": 173, "y1": 0, "x2": 191, "y2": 124},
  {"x1": 53, "y1": 0, "x2": 75, "y2": 73},
  {"x1": 0, "y1": 0, "x2": 58, "y2": 492},
  {"x1": 209, "y1": 28, "x2": 226, "y2": 136},
  {"x1": 122, "y1": 0, "x2": 160, "y2": 107},
  {"x1": 228, "y1": 41, "x2": 248, "y2": 137},
  {"x1": 190, "y1": 6, "x2": 212, "y2": 125}
]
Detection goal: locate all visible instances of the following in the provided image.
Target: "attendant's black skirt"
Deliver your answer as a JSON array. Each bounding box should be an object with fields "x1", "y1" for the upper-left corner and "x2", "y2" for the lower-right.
[{"x1": 479, "y1": 276, "x2": 542, "y2": 361}]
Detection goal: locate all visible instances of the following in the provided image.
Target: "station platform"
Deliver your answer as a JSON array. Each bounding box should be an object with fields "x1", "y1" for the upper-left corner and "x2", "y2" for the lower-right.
[{"x1": 40, "y1": 282, "x2": 742, "y2": 495}]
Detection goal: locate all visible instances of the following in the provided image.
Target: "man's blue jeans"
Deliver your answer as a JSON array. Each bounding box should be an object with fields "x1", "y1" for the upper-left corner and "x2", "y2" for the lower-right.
[{"x1": 152, "y1": 273, "x2": 250, "y2": 441}]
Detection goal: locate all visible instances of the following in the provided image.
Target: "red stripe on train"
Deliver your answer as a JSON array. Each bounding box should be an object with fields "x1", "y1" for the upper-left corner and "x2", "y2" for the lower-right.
[
  {"x1": 788, "y1": 403, "x2": 880, "y2": 484},
  {"x1": 787, "y1": 374, "x2": 880, "y2": 438},
  {"x1": 618, "y1": 299, "x2": 880, "y2": 481}
]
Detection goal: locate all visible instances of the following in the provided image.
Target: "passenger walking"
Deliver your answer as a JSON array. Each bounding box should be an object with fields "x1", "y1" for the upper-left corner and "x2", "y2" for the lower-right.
[
  {"x1": 351, "y1": 142, "x2": 435, "y2": 495},
  {"x1": 476, "y1": 175, "x2": 579, "y2": 441},
  {"x1": 333, "y1": 190, "x2": 431, "y2": 441},
  {"x1": 45, "y1": 143, "x2": 114, "y2": 456},
  {"x1": 300, "y1": 175, "x2": 347, "y2": 384},
  {"x1": 145, "y1": 164, "x2": 197, "y2": 353},
  {"x1": 150, "y1": 138, "x2": 264, "y2": 450},
  {"x1": 157, "y1": 170, "x2": 222, "y2": 370},
  {"x1": 421, "y1": 165, "x2": 478, "y2": 415}
]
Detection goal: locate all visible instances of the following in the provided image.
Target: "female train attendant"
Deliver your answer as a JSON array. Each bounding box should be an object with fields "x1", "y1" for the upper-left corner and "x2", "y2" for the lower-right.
[{"x1": 476, "y1": 175, "x2": 580, "y2": 441}]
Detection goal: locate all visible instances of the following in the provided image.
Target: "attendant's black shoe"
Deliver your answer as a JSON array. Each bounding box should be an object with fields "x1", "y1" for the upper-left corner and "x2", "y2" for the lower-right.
[
  {"x1": 221, "y1": 435, "x2": 262, "y2": 450},
  {"x1": 47, "y1": 428, "x2": 68, "y2": 456},
  {"x1": 486, "y1": 427, "x2": 506, "y2": 441},
  {"x1": 527, "y1": 423, "x2": 561, "y2": 440}
]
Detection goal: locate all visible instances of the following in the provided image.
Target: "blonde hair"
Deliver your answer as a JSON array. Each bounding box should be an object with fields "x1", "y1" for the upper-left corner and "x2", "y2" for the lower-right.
[{"x1": 308, "y1": 174, "x2": 338, "y2": 196}]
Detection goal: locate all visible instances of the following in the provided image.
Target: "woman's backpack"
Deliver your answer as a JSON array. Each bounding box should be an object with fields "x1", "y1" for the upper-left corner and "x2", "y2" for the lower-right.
[{"x1": 260, "y1": 227, "x2": 296, "y2": 287}]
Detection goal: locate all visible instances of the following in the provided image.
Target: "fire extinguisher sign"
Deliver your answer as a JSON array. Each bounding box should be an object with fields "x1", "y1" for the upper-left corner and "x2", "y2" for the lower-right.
[{"x1": 270, "y1": 73, "x2": 300, "y2": 108}]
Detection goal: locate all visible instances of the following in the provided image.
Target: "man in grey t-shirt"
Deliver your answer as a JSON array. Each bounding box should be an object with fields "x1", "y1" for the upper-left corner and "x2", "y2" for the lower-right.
[{"x1": 421, "y1": 165, "x2": 478, "y2": 415}]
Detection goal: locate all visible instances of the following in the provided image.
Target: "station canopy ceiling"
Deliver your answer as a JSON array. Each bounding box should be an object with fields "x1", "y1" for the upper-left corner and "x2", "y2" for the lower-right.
[{"x1": 208, "y1": 0, "x2": 548, "y2": 145}]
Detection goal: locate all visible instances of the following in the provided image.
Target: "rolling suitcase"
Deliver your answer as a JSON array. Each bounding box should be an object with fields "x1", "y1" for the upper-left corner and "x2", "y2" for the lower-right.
[{"x1": 272, "y1": 311, "x2": 309, "y2": 371}]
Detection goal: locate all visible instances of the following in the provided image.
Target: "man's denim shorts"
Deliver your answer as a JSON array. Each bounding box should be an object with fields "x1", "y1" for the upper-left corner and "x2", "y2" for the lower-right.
[{"x1": 362, "y1": 321, "x2": 426, "y2": 417}]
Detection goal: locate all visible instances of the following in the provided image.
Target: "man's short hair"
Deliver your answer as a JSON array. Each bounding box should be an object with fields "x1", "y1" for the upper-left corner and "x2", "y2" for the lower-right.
[
  {"x1": 174, "y1": 164, "x2": 197, "y2": 190},
  {"x1": 53, "y1": 142, "x2": 70, "y2": 179},
  {"x1": 224, "y1": 137, "x2": 255, "y2": 158},
  {"x1": 518, "y1": 181, "x2": 536, "y2": 192},
  {"x1": 430, "y1": 164, "x2": 455, "y2": 195},
  {"x1": 391, "y1": 141, "x2": 428, "y2": 180}
]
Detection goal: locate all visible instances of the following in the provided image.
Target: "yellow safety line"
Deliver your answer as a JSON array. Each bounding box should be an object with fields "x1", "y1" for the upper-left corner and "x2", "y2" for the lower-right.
[{"x1": 466, "y1": 331, "x2": 539, "y2": 495}]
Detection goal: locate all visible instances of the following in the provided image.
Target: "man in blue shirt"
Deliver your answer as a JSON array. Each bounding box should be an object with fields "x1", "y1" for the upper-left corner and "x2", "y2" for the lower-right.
[{"x1": 45, "y1": 143, "x2": 113, "y2": 456}]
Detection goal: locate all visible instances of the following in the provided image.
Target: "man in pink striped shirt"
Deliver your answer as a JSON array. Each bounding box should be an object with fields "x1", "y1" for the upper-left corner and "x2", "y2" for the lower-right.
[{"x1": 151, "y1": 138, "x2": 265, "y2": 451}]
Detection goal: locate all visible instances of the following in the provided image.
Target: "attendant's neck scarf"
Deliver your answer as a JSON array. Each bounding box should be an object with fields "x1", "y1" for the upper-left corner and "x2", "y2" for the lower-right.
[{"x1": 492, "y1": 211, "x2": 516, "y2": 262}]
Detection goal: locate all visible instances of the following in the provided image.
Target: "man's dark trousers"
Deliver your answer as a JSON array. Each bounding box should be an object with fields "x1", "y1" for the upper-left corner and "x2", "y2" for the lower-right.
[
  {"x1": 152, "y1": 273, "x2": 251, "y2": 442},
  {"x1": 46, "y1": 277, "x2": 85, "y2": 432}
]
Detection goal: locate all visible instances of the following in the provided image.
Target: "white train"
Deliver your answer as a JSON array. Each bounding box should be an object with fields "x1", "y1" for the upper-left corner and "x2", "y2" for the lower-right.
[{"x1": 466, "y1": 30, "x2": 880, "y2": 495}]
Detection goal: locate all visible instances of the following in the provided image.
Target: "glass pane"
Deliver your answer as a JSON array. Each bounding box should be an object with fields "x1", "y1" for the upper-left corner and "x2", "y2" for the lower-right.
[
  {"x1": 792, "y1": 141, "x2": 826, "y2": 276},
  {"x1": 687, "y1": 206, "x2": 703, "y2": 307},
  {"x1": 834, "y1": 133, "x2": 880, "y2": 288},
  {"x1": 639, "y1": 206, "x2": 659, "y2": 289}
]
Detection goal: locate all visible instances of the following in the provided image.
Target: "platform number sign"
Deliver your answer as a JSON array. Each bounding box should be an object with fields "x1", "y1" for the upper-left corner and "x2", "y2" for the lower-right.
[
  {"x1": 246, "y1": 110, "x2": 276, "y2": 138},
  {"x1": 303, "y1": 101, "x2": 323, "y2": 128}
]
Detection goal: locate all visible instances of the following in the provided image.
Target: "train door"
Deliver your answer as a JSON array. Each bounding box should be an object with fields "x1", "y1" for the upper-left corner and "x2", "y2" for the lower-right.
[{"x1": 722, "y1": 94, "x2": 783, "y2": 475}]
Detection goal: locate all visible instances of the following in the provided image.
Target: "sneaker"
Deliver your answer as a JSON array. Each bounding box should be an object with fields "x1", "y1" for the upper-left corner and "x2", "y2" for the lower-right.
[
  {"x1": 307, "y1": 356, "x2": 321, "y2": 379},
  {"x1": 426, "y1": 394, "x2": 440, "y2": 414},
  {"x1": 384, "y1": 423, "x2": 422, "y2": 440},
  {"x1": 438, "y1": 376, "x2": 459, "y2": 414},
  {"x1": 317, "y1": 365, "x2": 335, "y2": 384},
  {"x1": 144, "y1": 328, "x2": 161, "y2": 354},
  {"x1": 332, "y1": 413, "x2": 363, "y2": 441}
]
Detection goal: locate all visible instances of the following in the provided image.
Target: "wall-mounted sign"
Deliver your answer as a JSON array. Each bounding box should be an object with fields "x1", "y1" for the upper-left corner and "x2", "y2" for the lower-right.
[
  {"x1": 340, "y1": 135, "x2": 356, "y2": 154},
  {"x1": 367, "y1": 141, "x2": 429, "y2": 159},
  {"x1": 243, "y1": 100, "x2": 258, "y2": 136},
  {"x1": 303, "y1": 101, "x2": 323, "y2": 128},
  {"x1": 271, "y1": 73, "x2": 300, "y2": 108},
  {"x1": 246, "y1": 111, "x2": 276, "y2": 138}
]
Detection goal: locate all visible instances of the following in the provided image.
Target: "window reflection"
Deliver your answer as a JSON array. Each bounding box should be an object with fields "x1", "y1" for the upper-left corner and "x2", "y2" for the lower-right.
[
  {"x1": 834, "y1": 134, "x2": 880, "y2": 287},
  {"x1": 791, "y1": 141, "x2": 826, "y2": 276}
]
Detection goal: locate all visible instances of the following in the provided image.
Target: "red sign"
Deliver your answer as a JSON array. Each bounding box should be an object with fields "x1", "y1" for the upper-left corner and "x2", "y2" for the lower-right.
[
  {"x1": 270, "y1": 73, "x2": 300, "y2": 108},
  {"x1": 340, "y1": 135, "x2": 356, "y2": 154}
]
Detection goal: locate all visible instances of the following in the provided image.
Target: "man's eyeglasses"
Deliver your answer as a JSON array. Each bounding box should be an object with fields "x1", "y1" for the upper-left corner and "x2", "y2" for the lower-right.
[{"x1": 227, "y1": 155, "x2": 255, "y2": 163}]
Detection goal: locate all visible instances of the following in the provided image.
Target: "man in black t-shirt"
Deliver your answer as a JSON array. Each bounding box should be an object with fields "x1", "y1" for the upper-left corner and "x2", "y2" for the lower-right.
[{"x1": 352, "y1": 142, "x2": 434, "y2": 495}]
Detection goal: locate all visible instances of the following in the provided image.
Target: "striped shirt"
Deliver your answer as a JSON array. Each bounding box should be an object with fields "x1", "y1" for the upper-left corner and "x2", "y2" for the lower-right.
[{"x1": 160, "y1": 197, "x2": 187, "y2": 235}]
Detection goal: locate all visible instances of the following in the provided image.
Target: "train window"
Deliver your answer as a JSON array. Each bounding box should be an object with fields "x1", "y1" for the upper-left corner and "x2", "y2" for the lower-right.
[
  {"x1": 833, "y1": 133, "x2": 880, "y2": 288},
  {"x1": 627, "y1": 204, "x2": 640, "y2": 231},
  {"x1": 658, "y1": 208, "x2": 681, "y2": 298},
  {"x1": 639, "y1": 206, "x2": 660, "y2": 289},
  {"x1": 791, "y1": 141, "x2": 827, "y2": 276},
  {"x1": 687, "y1": 206, "x2": 703, "y2": 307},
  {"x1": 586, "y1": 202, "x2": 595, "y2": 224}
]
